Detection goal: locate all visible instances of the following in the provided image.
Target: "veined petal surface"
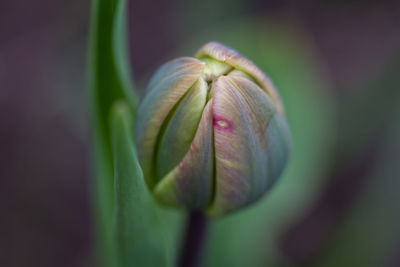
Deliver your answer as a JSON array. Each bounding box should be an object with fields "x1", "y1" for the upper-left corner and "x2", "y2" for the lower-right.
[
  {"x1": 154, "y1": 100, "x2": 214, "y2": 209},
  {"x1": 156, "y1": 77, "x2": 208, "y2": 182},
  {"x1": 135, "y1": 57, "x2": 204, "y2": 188},
  {"x1": 208, "y1": 75, "x2": 289, "y2": 216}
]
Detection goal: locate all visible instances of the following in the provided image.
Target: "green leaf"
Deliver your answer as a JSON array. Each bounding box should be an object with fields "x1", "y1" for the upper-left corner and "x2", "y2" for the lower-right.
[
  {"x1": 110, "y1": 101, "x2": 170, "y2": 267},
  {"x1": 112, "y1": 0, "x2": 137, "y2": 108},
  {"x1": 90, "y1": 0, "x2": 136, "y2": 156},
  {"x1": 88, "y1": 0, "x2": 138, "y2": 266},
  {"x1": 89, "y1": 0, "x2": 183, "y2": 266}
]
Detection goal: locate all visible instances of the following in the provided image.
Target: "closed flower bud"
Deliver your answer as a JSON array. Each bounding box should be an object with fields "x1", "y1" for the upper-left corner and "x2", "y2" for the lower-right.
[{"x1": 135, "y1": 42, "x2": 291, "y2": 216}]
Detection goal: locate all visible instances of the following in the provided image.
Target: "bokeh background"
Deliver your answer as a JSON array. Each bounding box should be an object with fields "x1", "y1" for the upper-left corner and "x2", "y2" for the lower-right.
[{"x1": 1, "y1": 1, "x2": 400, "y2": 266}]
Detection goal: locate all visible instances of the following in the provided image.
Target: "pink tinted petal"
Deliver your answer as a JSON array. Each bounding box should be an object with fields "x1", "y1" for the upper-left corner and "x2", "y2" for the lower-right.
[{"x1": 208, "y1": 75, "x2": 288, "y2": 216}]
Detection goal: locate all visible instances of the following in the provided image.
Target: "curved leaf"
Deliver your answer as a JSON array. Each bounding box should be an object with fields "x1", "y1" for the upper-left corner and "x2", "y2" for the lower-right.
[
  {"x1": 89, "y1": 0, "x2": 134, "y2": 265},
  {"x1": 89, "y1": 0, "x2": 179, "y2": 266},
  {"x1": 110, "y1": 101, "x2": 170, "y2": 267}
]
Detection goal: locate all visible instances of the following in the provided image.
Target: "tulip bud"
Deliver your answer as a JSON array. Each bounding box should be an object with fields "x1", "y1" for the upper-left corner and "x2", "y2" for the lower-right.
[{"x1": 135, "y1": 42, "x2": 291, "y2": 216}]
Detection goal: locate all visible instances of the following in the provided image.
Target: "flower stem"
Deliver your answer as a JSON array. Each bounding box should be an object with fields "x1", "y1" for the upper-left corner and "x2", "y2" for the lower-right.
[{"x1": 179, "y1": 211, "x2": 209, "y2": 267}]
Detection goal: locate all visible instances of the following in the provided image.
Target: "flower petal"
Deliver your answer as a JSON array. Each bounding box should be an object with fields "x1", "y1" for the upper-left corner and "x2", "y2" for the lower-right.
[
  {"x1": 135, "y1": 57, "x2": 205, "y2": 188},
  {"x1": 207, "y1": 75, "x2": 290, "y2": 216},
  {"x1": 154, "y1": 100, "x2": 214, "y2": 209},
  {"x1": 155, "y1": 77, "x2": 208, "y2": 182}
]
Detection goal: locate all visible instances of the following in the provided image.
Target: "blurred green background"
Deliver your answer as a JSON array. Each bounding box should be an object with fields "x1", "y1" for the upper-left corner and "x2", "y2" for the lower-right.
[{"x1": 1, "y1": 0, "x2": 400, "y2": 266}]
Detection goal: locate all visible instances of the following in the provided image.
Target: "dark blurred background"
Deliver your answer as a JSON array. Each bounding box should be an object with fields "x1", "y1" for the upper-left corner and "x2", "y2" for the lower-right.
[{"x1": 1, "y1": 1, "x2": 400, "y2": 266}]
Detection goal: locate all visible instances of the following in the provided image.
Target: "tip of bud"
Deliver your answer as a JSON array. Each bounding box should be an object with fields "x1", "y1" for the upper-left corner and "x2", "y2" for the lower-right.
[{"x1": 196, "y1": 41, "x2": 284, "y2": 115}]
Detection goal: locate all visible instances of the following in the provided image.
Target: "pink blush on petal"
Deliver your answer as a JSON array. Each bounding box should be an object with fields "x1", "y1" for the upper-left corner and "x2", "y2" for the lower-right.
[{"x1": 213, "y1": 115, "x2": 234, "y2": 132}]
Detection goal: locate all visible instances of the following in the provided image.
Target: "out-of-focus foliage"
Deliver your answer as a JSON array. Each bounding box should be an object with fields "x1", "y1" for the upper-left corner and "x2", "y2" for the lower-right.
[
  {"x1": 336, "y1": 57, "x2": 400, "y2": 162},
  {"x1": 179, "y1": 18, "x2": 336, "y2": 266},
  {"x1": 310, "y1": 56, "x2": 400, "y2": 267}
]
